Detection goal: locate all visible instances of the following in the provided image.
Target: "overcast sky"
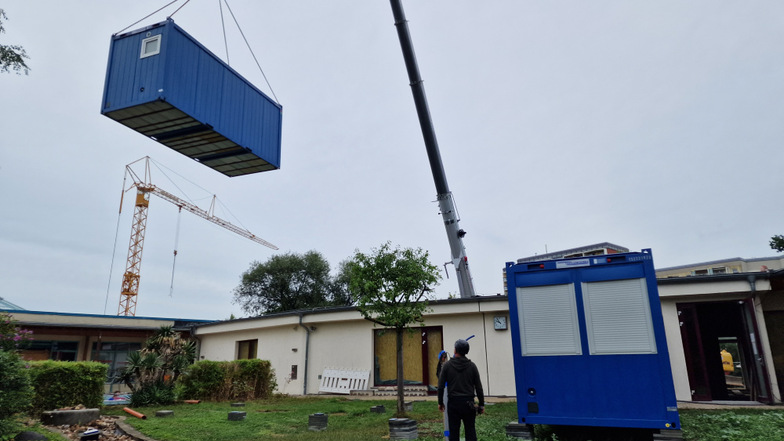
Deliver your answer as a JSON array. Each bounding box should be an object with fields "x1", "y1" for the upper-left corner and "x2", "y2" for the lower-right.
[{"x1": 1, "y1": 1, "x2": 783, "y2": 320}]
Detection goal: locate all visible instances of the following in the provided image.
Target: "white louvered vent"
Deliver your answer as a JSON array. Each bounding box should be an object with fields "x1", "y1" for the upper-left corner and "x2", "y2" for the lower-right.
[
  {"x1": 517, "y1": 283, "x2": 582, "y2": 356},
  {"x1": 582, "y1": 278, "x2": 657, "y2": 355}
]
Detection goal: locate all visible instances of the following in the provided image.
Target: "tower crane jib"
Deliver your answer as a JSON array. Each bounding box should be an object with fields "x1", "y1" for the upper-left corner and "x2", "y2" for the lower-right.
[{"x1": 117, "y1": 157, "x2": 277, "y2": 317}]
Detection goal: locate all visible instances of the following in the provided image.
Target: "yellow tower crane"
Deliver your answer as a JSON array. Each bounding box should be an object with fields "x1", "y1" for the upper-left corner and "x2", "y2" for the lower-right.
[{"x1": 118, "y1": 157, "x2": 277, "y2": 316}]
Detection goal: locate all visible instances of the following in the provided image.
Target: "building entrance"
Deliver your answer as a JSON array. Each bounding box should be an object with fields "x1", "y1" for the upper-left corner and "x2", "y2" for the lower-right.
[{"x1": 677, "y1": 300, "x2": 772, "y2": 403}]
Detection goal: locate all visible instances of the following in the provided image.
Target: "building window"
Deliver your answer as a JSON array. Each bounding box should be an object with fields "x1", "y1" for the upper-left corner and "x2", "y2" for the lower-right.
[
  {"x1": 237, "y1": 339, "x2": 258, "y2": 359},
  {"x1": 290, "y1": 365, "x2": 298, "y2": 380},
  {"x1": 140, "y1": 35, "x2": 161, "y2": 58},
  {"x1": 92, "y1": 342, "x2": 143, "y2": 381},
  {"x1": 24, "y1": 341, "x2": 79, "y2": 361}
]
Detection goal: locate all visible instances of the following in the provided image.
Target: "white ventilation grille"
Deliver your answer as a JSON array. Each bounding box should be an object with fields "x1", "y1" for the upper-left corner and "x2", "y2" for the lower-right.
[
  {"x1": 516, "y1": 283, "x2": 582, "y2": 356},
  {"x1": 582, "y1": 278, "x2": 657, "y2": 355}
]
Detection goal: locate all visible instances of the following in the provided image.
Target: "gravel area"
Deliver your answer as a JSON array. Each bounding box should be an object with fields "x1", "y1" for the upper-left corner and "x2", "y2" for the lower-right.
[{"x1": 45, "y1": 415, "x2": 138, "y2": 441}]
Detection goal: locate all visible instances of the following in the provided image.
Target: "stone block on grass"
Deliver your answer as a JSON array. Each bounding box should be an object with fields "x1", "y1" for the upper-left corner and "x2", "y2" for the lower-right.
[
  {"x1": 228, "y1": 411, "x2": 247, "y2": 421},
  {"x1": 308, "y1": 413, "x2": 328, "y2": 431}
]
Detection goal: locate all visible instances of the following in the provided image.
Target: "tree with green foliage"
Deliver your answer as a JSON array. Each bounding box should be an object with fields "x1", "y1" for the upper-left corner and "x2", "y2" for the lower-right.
[
  {"x1": 118, "y1": 326, "x2": 196, "y2": 406},
  {"x1": 233, "y1": 250, "x2": 351, "y2": 316},
  {"x1": 0, "y1": 9, "x2": 30, "y2": 75},
  {"x1": 770, "y1": 235, "x2": 784, "y2": 252},
  {"x1": 347, "y1": 242, "x2": 441, "y2": 415}
]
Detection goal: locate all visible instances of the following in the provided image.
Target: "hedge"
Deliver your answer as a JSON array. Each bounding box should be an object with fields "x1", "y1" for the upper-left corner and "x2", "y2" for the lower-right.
[
  {"x1": 178, "y1": 359, "x2": 276, "y2": 401},
  {"x1": 28, "y1": 361, "x2": 107, "y2": 413}
]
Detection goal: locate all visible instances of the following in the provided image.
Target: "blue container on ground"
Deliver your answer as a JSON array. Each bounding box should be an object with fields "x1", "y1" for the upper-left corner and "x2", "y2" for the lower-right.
[
  {"x1": 101, "y1": 20, "x2": 282, "y2": 177},
  {"x1": 505, "y1": 249, "x2": 680, "y2": 431}
]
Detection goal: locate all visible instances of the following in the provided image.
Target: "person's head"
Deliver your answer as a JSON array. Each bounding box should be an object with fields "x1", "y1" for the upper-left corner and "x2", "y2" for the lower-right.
[
  {"x1": 439, "y1": 350, "x2": 448, "y2": 362},
  {"x1": 454, "y1": 339, "x2": 470, "y2": 357}
]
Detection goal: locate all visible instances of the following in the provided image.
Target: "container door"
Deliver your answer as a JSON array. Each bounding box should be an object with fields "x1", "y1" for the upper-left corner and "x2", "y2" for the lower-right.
[{"x1": 739, "y1": 298, "x2": 773, "y2": 403}]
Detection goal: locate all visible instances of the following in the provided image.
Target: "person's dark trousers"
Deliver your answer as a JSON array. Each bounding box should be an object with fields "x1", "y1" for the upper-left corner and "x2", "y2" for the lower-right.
[{"x1": 447, "y1": 396, "x2": 476, "y2": 441}]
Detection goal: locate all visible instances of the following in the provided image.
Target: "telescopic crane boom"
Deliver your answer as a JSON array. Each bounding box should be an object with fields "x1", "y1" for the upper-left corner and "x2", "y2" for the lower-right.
[
  {"x1": 118, "y1": 157, "x2": 277, "y2": 316},
  {"x1": 389, "y1": 0, "x2": 476, "y2": 298}
]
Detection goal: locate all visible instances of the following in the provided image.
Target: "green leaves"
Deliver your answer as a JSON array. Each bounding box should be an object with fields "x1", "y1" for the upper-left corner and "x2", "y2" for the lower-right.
[
  {"x1": 233, "y1": 251, "x2": 348, "y2": 316},
  {"x1": 770, "y1": 235, "x2": 784, "y2": 252},
  {"x1": 0, "y1": 9, "x2": 30, "y2": 75},
  {"x1": 348, "y1": 242, "x2": 440, "y2": 329}
]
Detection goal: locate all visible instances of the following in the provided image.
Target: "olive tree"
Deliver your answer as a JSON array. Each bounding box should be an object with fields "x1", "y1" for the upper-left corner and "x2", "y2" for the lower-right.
[{"x1": 347, "y1": 242, "x2": 440, "y2": 415}]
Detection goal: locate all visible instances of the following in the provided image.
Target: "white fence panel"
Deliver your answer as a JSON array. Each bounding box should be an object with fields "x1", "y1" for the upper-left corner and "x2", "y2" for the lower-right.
[{"x1": 319, "y1": 368, "x2": 370, "y2": 394}]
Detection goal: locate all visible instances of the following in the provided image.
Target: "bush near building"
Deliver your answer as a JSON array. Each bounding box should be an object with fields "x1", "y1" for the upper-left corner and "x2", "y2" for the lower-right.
[
  {"x1": 28, "y1": 360, "x2": 107, "y2": 414},
  {"x1": 178, "y1": 359, "x2": 276, "y2": 401}
]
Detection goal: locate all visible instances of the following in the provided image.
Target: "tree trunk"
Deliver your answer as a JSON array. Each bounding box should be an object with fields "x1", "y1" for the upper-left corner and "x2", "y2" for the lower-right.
[{"x1": 396, "y1": 327, "x2": 405, "y2": 415}]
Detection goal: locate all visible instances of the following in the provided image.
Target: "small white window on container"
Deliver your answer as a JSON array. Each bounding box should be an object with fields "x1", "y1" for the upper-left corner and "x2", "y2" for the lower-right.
[{"x1": 140, "y1": 35, "x2": 161, "y2": 58}]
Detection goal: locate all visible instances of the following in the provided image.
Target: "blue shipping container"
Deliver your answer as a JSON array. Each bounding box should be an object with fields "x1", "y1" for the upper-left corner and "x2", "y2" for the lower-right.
[
  {"x1": 101, "y1": 20, "x2": 282, "y2": 177},
  {"x1": 505, "y1": 249, "x2": 680, "y2": 433}
]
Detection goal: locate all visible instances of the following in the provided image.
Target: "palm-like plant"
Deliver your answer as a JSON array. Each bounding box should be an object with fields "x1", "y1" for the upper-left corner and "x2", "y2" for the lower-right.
[{"x1": 120, "y1": 326, "x2": 196, "y2": 401}]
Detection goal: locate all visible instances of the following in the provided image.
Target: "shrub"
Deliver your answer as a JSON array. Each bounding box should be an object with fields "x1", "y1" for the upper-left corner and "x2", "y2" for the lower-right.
[
  {"x1": 178, "y1": 359, "x2": 276, "y2": 401},
  {"x1": 118, "y1": 326, "x2": 196, "y2": 406},
  {"x1": 0, "y1": 312, "x2": 33, "y2": 352},
  {"x1": 130, "y1": 381, "x2": 176, "y2": 407},
  {"x1": 28, "y1": 361, "x2": 107, "y2": 413},
  {"x1": 0, "y1": 350, "x2": 33, "y2": 439}
]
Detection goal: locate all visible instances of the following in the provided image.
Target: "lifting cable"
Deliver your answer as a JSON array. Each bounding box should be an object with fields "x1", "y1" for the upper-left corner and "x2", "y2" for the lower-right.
[
  {"x1": 220, "y1": 0, "x2": 279, "y2": 103},
  {"x1": 169, "y1": 207, "x2": 183, "y2": 297},
  {"x1": 116, "y1": 0, "x2": 180, "y2": 35},
  {"x1": 115, "y1": 0, "x2": 279, "y2": 103},
  {"x1": 103, "y1": 170, "x2": 129, "y2": 314},
  {"x1": 219, "y1": 0, "x2": 230, "y2": 66}
]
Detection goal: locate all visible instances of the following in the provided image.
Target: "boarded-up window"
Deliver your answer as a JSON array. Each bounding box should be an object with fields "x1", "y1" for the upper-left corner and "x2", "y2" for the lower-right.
[
  {"x1": 517, "y1": 284, "x2": 582, "y2": 356},
  {"x1": 581, "y1": 278, "x2": 657, "y2": 355},
  {"x1": 237, "y1": 339, "x2": 258, "y2": 359},
  {"x1": 374, "y1": 327, "x2": 443, "y2": 388}
]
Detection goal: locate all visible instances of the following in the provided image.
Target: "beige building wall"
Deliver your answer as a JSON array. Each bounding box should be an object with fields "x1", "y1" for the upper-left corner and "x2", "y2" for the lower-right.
[
  {"x1": 659, "y1": 300, "x2": 690, "y2": 401},
  {"x1": 195, "y1": 298, "x2": 518, "y2": 397},
  {"x1": 657, "y1": 256, "x2": 784, "y2": 278}
]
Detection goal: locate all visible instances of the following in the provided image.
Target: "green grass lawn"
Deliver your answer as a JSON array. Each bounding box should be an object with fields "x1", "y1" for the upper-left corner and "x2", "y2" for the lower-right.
[
  {"x1": 103, "y1": 397, "x2": 514, "y2": 441},
  {"x1": 101, "y1": 397, "x2": 784, "y2": 441}
]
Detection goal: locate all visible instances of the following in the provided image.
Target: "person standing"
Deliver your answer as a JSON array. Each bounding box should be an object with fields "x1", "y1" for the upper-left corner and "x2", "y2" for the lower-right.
[{"x1": 438, "y1": 339, "x2": 484, "y2": 441}]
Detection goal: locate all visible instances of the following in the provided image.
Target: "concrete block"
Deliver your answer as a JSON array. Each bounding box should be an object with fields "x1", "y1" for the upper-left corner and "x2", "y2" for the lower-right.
[
  {"x1": 389, "y1": 418, "x2": 418, "y2": 440},
  {"x1": 308, "y1": 413, "x2": 328, "y2": 431},
  {"x1": 41, "y1": 409, "x2": 100, "y2": 426},
  {"x1": 228, "y1": 411, "x2": 247, "y2": 421}
]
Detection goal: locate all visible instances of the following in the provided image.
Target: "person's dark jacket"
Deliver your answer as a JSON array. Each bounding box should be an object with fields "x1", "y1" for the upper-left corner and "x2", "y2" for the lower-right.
[{"x1": 437, "y1": 355, "x2": 484, "y2": 407}]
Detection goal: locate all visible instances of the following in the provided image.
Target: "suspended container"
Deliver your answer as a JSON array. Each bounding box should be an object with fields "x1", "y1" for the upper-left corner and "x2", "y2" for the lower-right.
[
  {"x1": 101, "y1": 20, "x2": 282, "y2": 177},
  {"x1": 505, "y1": 249, "x2": 680, "y2": 436}
]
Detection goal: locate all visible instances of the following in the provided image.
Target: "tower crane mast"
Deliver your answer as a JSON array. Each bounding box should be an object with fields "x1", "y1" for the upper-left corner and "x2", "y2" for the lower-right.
[{"x1": 118, "y1": 157, "x2": 277, "y2": 316}]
